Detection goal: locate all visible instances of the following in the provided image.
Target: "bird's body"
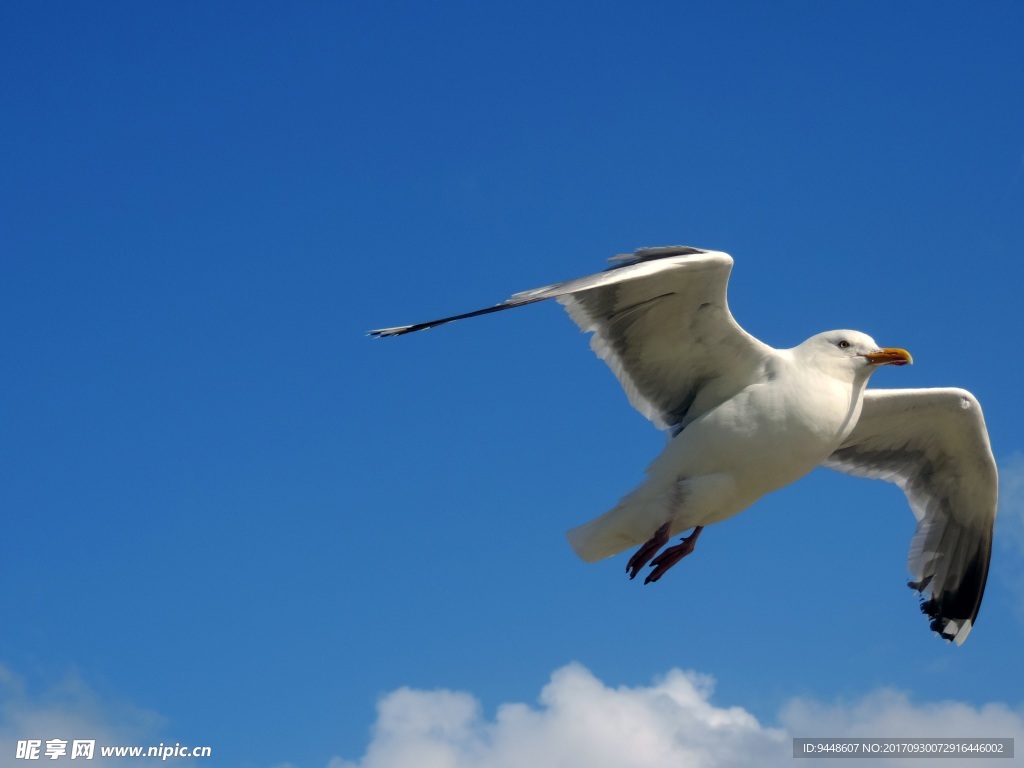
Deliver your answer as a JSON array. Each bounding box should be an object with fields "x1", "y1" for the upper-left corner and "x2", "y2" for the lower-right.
[
  {"x1": 568, "y1": 335, "x2": 875, "y2": 561},
  {"x1": 370, "y1": 246, "x2": 996, "y2": 644}
]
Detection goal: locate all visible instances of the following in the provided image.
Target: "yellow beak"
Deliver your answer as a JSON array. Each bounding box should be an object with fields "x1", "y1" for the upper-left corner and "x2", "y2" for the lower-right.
[{"x1": 863, "y1": 347, "x2": 913, "y2": 366}]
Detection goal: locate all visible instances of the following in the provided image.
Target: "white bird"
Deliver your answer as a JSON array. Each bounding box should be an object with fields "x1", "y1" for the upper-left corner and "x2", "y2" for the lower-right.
[{"x1": 370, "y1": 246, "x2": 997, "y2": 644}]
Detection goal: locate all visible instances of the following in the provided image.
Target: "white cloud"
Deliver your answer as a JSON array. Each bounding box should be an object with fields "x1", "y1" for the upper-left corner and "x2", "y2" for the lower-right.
[
  {"x1": 0, "y1": 664, "x2": 163, "y2": 767},
  {"x1": 997, "y1": 452, "x2": 1024, "y2": 556},
  {"x1": 996, "y1": 452, "x2": 1024, "y2": 623},
  {"x1": 330, "y1": 663, "x2": 1024, "y2": 768},
  {"x1": 781, "y1": 691, "x2": 1024, "y2": 768},
  {"x1": 781, "y1": 688, "x2": 1024, "y2": 742}
]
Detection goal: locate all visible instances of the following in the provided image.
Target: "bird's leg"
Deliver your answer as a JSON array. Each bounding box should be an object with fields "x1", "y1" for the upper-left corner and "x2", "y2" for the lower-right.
[
  {"x1": 626, "y1": 522, "x2": 671, "y2": 580},
  {"x1": 644, "y1": 526, "x2": 704, "y2": 585}
]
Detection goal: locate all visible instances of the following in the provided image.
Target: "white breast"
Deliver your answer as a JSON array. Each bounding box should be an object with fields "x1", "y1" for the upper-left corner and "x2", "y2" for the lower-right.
[{"x1": 652, "y1": 355, "x2": 867, "y2": 516}]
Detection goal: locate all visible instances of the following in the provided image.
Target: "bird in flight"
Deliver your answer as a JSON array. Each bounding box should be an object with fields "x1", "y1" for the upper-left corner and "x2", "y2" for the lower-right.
[{"x1": 370, "y1": 246, "x2": 997, "y2": 644}]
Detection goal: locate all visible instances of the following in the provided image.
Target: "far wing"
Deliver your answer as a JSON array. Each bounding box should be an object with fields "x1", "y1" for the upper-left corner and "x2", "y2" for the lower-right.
[
  {"x1": 823, "y1": 388, "x2": 997, "y2": 644},
  {"x1": 370, "y1": 246, "x2": 773, "y2": 431}
]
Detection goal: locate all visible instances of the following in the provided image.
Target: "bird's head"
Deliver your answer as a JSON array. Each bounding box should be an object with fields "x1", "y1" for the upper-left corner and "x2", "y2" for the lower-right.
[{"x1": 797, "y1": 330, "x2": 913, "y2": 379}]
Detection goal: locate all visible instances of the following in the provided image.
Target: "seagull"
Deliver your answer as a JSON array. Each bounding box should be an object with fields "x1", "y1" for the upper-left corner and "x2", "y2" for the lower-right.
[{"x1": 370, "y1": 246, "x2": 997, "y2": 644}]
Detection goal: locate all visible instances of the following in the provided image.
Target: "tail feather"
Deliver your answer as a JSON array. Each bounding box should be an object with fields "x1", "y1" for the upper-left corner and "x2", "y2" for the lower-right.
[
  {"x1": 566, "y1": 514, "x2": 638, "y2": 562},
  {"x1": 566, "y1": 498, "x2": 664, "y2": 563}
]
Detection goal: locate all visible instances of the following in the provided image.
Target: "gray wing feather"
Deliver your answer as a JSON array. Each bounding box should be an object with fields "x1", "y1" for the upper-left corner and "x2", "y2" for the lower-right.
[
  {"x1": 371, "y1": 246, "x2": 772, "y2": 432},
  {"x1": 545, "y1": 247, "x2": 772, "y2": 431},
  {"x1": 823, "y1": 388, "x2": 997, "y2": 644}
]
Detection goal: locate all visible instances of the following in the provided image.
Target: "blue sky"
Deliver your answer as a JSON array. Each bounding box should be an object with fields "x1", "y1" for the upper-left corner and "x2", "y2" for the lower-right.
[{"x1": 2, "y1": 2, "x2": 1023, "y2": 766}]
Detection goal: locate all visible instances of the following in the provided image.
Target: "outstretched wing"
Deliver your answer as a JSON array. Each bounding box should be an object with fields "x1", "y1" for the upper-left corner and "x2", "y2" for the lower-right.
[
  {"x1": 822, "y1": 388, "x2": 997, "y2": 645},
  {"x1": 370, "y1": 246, "x2": 773, "y2": 431}
]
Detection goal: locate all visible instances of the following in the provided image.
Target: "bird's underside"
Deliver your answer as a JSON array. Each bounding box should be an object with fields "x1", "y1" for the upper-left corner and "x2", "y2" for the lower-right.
[{"x1": 370, "y1": 246, "x2": 998, "y2": 645}]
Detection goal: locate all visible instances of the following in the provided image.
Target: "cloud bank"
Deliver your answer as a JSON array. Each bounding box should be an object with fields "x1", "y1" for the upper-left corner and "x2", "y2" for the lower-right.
[
  {"x1": 0, "y1": 664, "x2": 162, "y2": 767},
  {"x1": 331, "y1": 663, "x2": 1024, "y2": 768},
  {"x1": 5, "y1": 658, "x2": 1021, "y2": 767}
]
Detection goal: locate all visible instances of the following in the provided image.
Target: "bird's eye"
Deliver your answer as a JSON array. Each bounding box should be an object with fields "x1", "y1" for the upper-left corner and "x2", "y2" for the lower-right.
[{"x1": 837, "y1": 339, "x2": 851, "y2": 349}]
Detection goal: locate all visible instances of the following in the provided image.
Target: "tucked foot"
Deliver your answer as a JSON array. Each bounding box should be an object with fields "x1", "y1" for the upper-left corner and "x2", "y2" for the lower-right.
[
  {"x1": 626, "y1": 522, "x2": 671, "y2": 580},
  {"x1": 644, "y1": 526, "x2": 704, "y2": 584}
]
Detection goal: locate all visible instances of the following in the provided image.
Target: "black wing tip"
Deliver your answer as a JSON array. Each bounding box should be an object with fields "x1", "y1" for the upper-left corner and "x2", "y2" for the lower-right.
[
  {"x1": 367, "y1": 325, "x2": 419, "y2": 338},
  {"x1": 909, "y1": 547, "x2": 988, "y2": 645},
  {"x1": 367, "y1": 299, "x2": 545, "y2": 340},
  {"x1": 372, "y1": 246, "x2": 719, "y2": 334},
  {"x1": 914, "y1": 592, "x2": 969, "y2": 644}
]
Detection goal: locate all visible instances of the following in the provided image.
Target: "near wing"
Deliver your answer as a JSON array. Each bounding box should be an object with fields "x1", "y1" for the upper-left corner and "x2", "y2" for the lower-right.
[
  {"x1": 370, "y1": 246, "x2": 773, "y2": 432},
  {"x1": 823, "y1": 388, "x2": 997, "y2": 644}
]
